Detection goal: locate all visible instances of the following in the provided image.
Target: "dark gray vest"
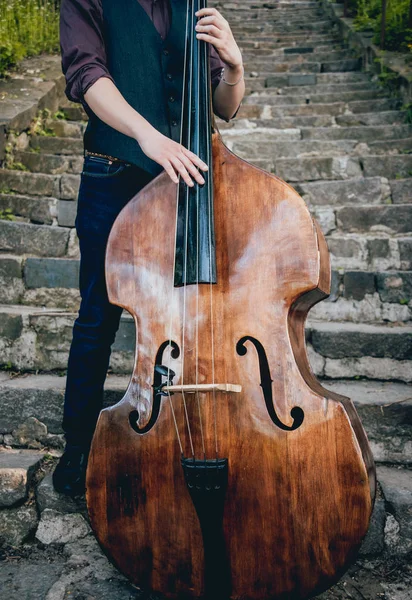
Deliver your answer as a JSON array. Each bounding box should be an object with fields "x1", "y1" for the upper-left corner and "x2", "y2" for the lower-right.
[{"x1": 83, "y1": 0, "x2": 186, "y2": 176}]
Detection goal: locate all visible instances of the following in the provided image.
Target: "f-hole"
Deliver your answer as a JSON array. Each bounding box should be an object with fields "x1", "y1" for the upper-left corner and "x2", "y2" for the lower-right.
[
  {"x1": 129, "y1": 341, "x2": 180, "y2": 435},
  {"x1": 236, "y1": 336, "x2": 304, "y2": 431}
]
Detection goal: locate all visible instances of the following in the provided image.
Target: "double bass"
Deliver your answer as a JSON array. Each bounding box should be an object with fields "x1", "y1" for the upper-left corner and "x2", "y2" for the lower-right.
[{"x1": 86, "y1": 1, "x2": 376, "y2": 598}]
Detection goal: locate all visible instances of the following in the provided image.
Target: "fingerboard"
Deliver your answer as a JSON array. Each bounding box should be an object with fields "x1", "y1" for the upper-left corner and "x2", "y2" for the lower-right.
[{"x1": 174, "y1": 0, "x2": 217, "y2": 287}]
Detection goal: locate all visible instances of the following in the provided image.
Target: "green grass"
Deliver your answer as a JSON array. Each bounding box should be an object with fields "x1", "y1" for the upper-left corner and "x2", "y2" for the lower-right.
[{"x1": 0, "y1": 0, "x2": 60, "y2": 76}]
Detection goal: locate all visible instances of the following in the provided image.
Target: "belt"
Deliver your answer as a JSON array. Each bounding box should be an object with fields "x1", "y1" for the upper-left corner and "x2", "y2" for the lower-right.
[{"x1": 84, "y1": 150, "x2": 131, "y2": 166}]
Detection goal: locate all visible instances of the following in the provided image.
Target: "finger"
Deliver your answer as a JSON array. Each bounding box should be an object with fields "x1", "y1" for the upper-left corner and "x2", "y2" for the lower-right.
[
  {"x1": 162, "y1": 161, "x2": 179, "y2": 184},
  {"x1": 196, "y1": 24, "x2": 224, "y2": 38},
  {"x1": 182, "y1": 148, "x2": 209, "y2": 171},
  {"x1": 178, "y1": 153, "x2": 206, "y2": 185},
  {"x1": 169, "y1": 156, "x2": 194, "y2": 187},
  {"x1": 195, "y1": 7, "x2": 218, "y2": 17},
  {"x1": 196, "y1": 33, "x2": 223, "y2": 49},
  {"x1": 196, "y1": 15, "x2": 226, "y2": 28}
]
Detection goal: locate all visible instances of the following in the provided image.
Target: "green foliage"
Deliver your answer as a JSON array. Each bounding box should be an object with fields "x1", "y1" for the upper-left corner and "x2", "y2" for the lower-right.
[
  {"x1": 0, "y1": 208, "x2": 16, "y2": 221},
  {"x1": 29, "y1": 108, "x2": 56, "y2": 137},
  {"x1": 348, "y1": 0, "x2": 412, "y2": 52},
  {"x1": 403, "y1": 102, "x2": 412, "y2": 122},
  {"x1": 0, "y1": 0, "x2": 60, "y2": 76},
  {"x1": 399, "y1": 298, "x2": 409, "y2": 304},
  {"x1": 53, "y1": 109, "x2": 68, "y2": 120},
  {"x1": 8, "y1": 161, "x2": 29, "y2": 171}
]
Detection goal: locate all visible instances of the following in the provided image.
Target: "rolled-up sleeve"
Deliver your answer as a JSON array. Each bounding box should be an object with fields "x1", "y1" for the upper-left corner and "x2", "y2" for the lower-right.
[{"x1": 60, "y1": 0, "x2": 115, "y2": 105}]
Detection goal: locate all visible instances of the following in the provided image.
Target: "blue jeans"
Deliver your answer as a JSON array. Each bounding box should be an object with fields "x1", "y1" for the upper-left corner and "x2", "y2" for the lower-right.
[{"x1": 62, "y1": 154, "x2": 153, "y2": 445}]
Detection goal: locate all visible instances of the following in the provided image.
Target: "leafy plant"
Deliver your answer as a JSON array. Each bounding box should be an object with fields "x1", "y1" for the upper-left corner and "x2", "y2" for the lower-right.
[
  {"x1": 8, "y1": 161, "x2": 29, "y2": 171},
  {"x1": 347, "y1": 0, "x2": 412, "y2": 52},
  {"x1": 0, "y1": 208, "x2": 16, "y2": 221},
  {"x1": 0, "y1": 0, "x2": 60, "y2": 76},
  {"x1": 29, "y1": 109, "x2": 56, "y2": 137},
  {"x1": 53, "y1": 110, "x2": 68, "y2": 120}
]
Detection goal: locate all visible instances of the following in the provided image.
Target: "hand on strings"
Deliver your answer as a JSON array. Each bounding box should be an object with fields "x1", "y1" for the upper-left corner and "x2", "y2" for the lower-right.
[
  {"x1": 138, "y1": 126, "x2": 208, "y2": 187},
  {"x1": 195, "y1": 7, "x2": 243, "y2": 73}
]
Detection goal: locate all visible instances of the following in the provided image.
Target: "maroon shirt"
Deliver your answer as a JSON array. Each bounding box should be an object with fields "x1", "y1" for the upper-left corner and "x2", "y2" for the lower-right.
[{"x1": 60, "y1": 0, "x2": 226, "y2": 106}]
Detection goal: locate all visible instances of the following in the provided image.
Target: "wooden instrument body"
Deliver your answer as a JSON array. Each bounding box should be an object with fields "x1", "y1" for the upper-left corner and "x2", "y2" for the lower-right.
[{"x1": 86, "y1": 133, "x2": 375, "y2": 599}]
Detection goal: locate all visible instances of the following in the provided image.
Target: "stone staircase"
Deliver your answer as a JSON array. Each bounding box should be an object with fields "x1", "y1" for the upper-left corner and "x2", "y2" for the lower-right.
[{"x1": 0, "y1": 0, "x2": 411, "y2": 597}]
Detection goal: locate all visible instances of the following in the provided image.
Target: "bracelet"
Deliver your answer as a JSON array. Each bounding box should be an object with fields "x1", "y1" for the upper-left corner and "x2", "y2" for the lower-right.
[{"x1": 221, "y1": 65, "x2": 244, "y2": 86}]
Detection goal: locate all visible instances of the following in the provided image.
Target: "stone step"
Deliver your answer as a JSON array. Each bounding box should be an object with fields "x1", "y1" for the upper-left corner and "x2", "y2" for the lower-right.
[
  {"x1": 0, "y1": 192, "x2": 77, "y2": 229},
  {"x1": 246, "y1": 82, "x2": 388, "y2": 95},
  {"x1": 239, "y1": 40, "x2": 348, "y2": 52},
  {"x1": 286, "y1": 155, "x2": 412, "y2": 186},
  {"x1": 0, "y1": 304, "x2": 410, "y2": 378},
  {"x1": 308, "y1": 320, "x2": 412, "y2": 382},
  {"x1": 0, "y1": 220, "x2": 70, "y2": 258},
  {"x1": 217, "y1": 100, "x2": 403, "y2": 123},
  {"x1": 227, "y1": 110, "x2": 406, "y2": 131},
  {"x1": 0, "y1": 449, "x2": 45, "y2": 507},
  {"x1": 325, "y1": 380, "x2": 412, "y2": 466},
  {"x1": 242, "y1": 50, "x2": 353, "y2": 63},
  {"x1": 254, "y1": 57, "x2": 363, "y2": 73},
  {"x1": 0, "y1": 169, "x2": 58, "y2": 197},
  {"x1": 271, "y1": 155, "x2": 363, "y2": 183},
  {"x1": 249, "y1": 71, "x2": 375, "y2": 86},
  {"x1": 335, "y1": 110, "x2": 408, "y2": 127},
  {"x1": 0, "y1": 169, "x2": 80, "y2": 200},
  {"x1": 57, "y1": 103, "x2": 87, "y2": 122},
  {"x1": 14, "y1": 151, "x2": 82, "y2": 175},
  {"x1": 242, "y1": 90, "x2": 389, "y2": 104},
  {"x1": 234, "y1": 32, "x2": 342, "y2": 43},
  {"x1": 326, "y1": 233, "x2": 412, "y2": 272},
  {"x1": 296, "y1": 177, "x2": 408, "y2": 207},
  {"x1": 43, "y1": 118, "x2": 85, "y2": 138},
  {"x1": 1, "y1": 375, "x2": 411, "y2": 467},
  {"x1": 0, "y1": 193, "x2": 57, "y2": 225},
  {"x1": 230, "y1": 20, "x2": 333, "y2": 32},
  {"x1": 335, "y1": 205, "x2": 412, "y2": 235},
  {"x1": 0, "y1": 255, "x2": 80, "y2": 308},
  {"x1": 226, "y1": 9, "x2": 325, "y2": 19},
  {"x1": 229, "y1": 12, "x2": 327, "y2": 20},
  {"x1": 300, "y1": 124, "x2": 412, "y2": 141},
  {"x1": 231, "y1": 137, "x2": 409, "y2": 160},
  {"x1": 314, "y1": 268, "x2": 411, "y2": 323},
  {"x1": 30, "y1": 135, "x2": 83, "y2": 155}
]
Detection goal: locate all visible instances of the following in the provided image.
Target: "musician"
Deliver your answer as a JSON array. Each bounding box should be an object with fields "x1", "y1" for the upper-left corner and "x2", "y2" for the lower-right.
[{"x1": 54, "y1": 0, "x2": 245, "y2": 495}]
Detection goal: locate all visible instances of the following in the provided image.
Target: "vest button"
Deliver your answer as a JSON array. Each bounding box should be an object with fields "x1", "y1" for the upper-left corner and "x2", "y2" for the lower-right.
[
  {"x1": 163, "y1": 49, "x2": 169, "y2": 56},
  {"x1": 166, "y1": 73, "x2": 173, "y2": 80},
  {"x1": 171, "y1": 120, "x2": 178, "y2": 127},
  {"x1": 169, "y1": 96, "x2": 175, "y2": 103}
]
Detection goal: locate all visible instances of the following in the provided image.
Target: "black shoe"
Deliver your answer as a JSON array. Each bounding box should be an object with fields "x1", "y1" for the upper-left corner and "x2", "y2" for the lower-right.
[{"x1": 52, "y1": 443, "x2": 90, "y2": 497}]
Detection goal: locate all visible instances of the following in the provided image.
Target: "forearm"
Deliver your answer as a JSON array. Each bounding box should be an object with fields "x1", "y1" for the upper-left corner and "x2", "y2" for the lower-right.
[
  {"x1": 213, "y1": 64, "x2": 245, "y2": 121},
  {"x1": 84, "y1": 77, "x2": 153, "y2": 145}
]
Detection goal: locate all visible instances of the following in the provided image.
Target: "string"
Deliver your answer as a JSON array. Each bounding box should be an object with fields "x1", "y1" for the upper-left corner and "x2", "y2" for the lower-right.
[
  {"x1": 180, "y1": 0, "x2": 196, "y2": 458},
  {"x1": 165, "y1": 0, "x2": 192, "y2": 457},
  {"x1": 195, "y1": 0, "x2": 206, "y2": 458},
  {"x1": 201, "y1": 0, "x2": 219, "y2": 458}
]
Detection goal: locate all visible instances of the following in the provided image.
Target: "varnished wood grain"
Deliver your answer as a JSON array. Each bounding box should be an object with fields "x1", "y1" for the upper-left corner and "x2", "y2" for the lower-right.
[{"x1": 86, "y1": 132, "x2": 375, "y2": 600}]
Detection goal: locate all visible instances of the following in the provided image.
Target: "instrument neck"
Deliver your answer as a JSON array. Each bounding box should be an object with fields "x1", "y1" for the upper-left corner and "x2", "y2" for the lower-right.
[{"x1": 174, "y1": 0, "x2": 216, "y2": 287}]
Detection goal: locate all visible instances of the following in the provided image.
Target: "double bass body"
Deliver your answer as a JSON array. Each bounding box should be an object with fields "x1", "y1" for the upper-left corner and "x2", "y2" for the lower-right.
[
  {"x1": 86, "y1": 134, "x2": 375, "y2": 599},
  {"x1": 86, "y1": 2, "x2": 375, "y2": 598}
]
